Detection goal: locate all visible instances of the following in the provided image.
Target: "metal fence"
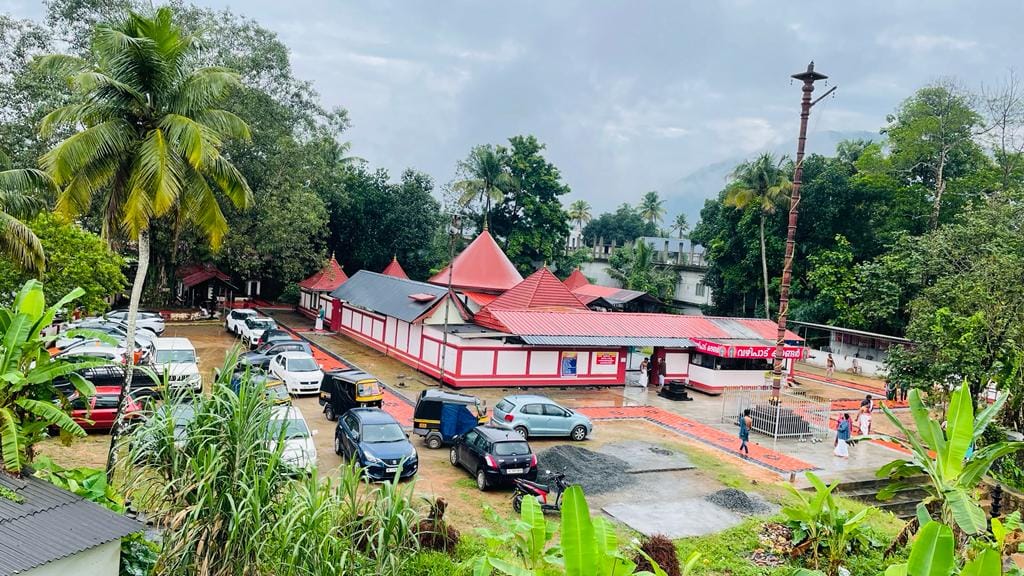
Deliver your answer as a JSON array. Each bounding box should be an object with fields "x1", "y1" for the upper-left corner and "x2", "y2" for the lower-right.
[{"x1": 720, "y1": 383, "x2": 831, "y2": 443}]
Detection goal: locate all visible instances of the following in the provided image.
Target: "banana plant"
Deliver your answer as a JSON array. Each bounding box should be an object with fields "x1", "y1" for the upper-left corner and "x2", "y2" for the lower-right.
[
  {"x1": 873, "y1": 385, "x2": 1024, "y2": 535},
  {"x1": 783, "y1": 472, "x2": 875, "y2": 576},
  {"x1": 0, "y1": 280, "x2": 104, "y2": 473}
]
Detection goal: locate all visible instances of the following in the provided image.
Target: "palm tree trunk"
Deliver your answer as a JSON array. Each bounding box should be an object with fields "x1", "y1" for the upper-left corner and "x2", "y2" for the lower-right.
[
  {"x1": 759, "y1": 214, "x2": 770, "y2": 319},
  {"x1": 105, "y1": 227, "x2": 149, "y2": 479}
]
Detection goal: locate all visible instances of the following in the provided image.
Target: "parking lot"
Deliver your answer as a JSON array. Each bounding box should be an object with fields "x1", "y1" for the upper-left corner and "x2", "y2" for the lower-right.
[{"x1": 38, "y1": 318, "x2": 791, "y2": 532}]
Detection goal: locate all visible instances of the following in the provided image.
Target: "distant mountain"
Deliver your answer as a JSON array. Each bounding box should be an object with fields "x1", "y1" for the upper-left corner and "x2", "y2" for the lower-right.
[{"x1": 662, "y1": 130, "x2": 878, "y2": 226}]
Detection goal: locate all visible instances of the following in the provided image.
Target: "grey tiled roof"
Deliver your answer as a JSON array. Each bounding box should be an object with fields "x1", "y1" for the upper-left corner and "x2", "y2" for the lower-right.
[
  {"x1": 0, "y1": 472, "x2": 143, "y2": 574},
  {"x1": 330, "y1": 271, "x2": 448, "y2": 322}
]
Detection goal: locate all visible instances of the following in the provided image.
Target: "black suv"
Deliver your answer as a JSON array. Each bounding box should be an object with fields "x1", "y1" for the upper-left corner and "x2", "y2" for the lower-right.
[{"x1": 449, "y1": 426, "x2": 537, "y2": 491}]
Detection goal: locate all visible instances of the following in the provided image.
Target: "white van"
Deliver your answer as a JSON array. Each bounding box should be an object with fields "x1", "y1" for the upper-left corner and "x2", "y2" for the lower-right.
[{"x1": 152, "y1": 337, "x2": 202, "y2": 391}]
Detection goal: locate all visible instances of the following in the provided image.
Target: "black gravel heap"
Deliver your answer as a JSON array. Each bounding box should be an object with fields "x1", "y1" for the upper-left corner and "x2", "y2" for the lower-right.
[
  {"x1": 705, "y1": 488, "x2": 772, "y2": 515},
  {"x1": 536, "y1": 445, "x2": 634, "y2": 495}
]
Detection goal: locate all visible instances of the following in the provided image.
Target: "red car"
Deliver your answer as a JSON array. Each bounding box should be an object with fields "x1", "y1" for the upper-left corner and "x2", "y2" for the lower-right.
[{"x1": 68, "y1": 386, "x2": 143, "y2": 431}]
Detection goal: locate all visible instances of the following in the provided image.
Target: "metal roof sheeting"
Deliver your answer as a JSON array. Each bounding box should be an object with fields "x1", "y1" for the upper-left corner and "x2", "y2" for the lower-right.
[
  {"x1": 428, "y1": 230, "x2": 523, "y2": 292},
  {"x1": 330, "y1": 271, "x2": 448, "y2": 323},
  {"x1": 520, "y1": 335, "x2": 696, "y2": 347},
  {"x1": 0, "y1": 473, "x2": 143, "y2": 574}
]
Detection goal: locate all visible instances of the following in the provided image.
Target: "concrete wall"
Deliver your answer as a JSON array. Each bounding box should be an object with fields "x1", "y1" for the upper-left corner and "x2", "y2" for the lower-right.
[{"x1": 25, "y1": 540, "x2": 121, "y2": 576}]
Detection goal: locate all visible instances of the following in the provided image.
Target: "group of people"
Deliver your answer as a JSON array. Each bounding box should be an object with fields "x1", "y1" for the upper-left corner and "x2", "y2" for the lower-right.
[{"x1": 638, "y1": 356, "x2": 666, "y2": 388}]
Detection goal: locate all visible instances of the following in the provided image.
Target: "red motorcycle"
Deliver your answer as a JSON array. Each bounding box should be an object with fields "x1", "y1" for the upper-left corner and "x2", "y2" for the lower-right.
[{"x1": 511, "y1": 472, "x2": 570, "y2": 513}]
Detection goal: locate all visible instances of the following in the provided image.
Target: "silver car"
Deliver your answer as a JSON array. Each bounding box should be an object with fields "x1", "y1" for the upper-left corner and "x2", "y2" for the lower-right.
[{"x1": 490, "y1": 395, "x2": 592, "y2": 441}]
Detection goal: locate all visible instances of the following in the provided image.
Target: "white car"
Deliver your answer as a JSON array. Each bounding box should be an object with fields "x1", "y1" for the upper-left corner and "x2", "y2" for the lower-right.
[
  {"x1": 269, "y1": 351, "x2": 323, "y2": 395},
  {"x1": 57, "y1": 320, "x2": 154, "y2": 350},
  {"x1": 152, "y1": 337, "x2": 202, "y2": 391},
  {"x1": 57, "y1": 342, "x2": 130, "y2": 364},
  {"x1": 268, "y1": 405, "x2": 317, "y2": 472},
  {"x1": 225, "y1": 309, "x2": 258, "y2": 335},
  {"x1": 240, "y1": 317, "x2": 278, "y2": 349},
  {"x1": 103, "y1": 310, "x2": 165, "y2": 335}
]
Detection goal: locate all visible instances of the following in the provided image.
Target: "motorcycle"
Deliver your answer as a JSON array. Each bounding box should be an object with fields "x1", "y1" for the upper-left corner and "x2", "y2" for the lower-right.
[{"x1": 511, "y1": 471, "x2": 570, "y2": 513}]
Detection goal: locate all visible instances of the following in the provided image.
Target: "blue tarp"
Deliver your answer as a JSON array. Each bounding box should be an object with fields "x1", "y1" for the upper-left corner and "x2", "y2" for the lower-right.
[{"x1": 440, "y1": 403, "x2": 479, "y2": 441}]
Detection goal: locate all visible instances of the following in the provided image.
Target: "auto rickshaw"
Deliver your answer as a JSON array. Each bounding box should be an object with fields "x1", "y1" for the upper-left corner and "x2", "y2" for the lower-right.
[
  {"x1": 318, "y1": 368, "x2": 384, "y2": 421},
  {"x1": 412, "y1": 389, "x2": 488, "y2": 449}
]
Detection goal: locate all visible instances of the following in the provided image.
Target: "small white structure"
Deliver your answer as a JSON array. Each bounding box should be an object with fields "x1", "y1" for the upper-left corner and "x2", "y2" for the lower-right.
[
  {"x1": 790, "y1": 321, "x2": 911, "y2": 378},
  {"x1": 0, "y1": 473, "x2": 143, "y2": 576}
]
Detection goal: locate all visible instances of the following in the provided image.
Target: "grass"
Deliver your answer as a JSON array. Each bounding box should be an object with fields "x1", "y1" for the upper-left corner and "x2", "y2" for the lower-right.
[{"x1": 674, "y1": 517, "x2": 788, "y2": 576}]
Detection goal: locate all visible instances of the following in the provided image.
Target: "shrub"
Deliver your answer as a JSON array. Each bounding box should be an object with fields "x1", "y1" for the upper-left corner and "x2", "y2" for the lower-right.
[
  {"x1": 634, "y1": 534, "x2": 681, "y2": 576},
  {"x1": 279, "y1": 283, "x2": 301, "y2": 304}
]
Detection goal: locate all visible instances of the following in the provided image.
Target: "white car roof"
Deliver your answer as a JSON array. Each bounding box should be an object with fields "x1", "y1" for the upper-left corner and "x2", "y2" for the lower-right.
[
  {"x1": 270, "y1": 405, "x2": 305, "y2": 420},
  {"x1": 233, "y1": 309, "x2": 258, "y2": 315},
  {"x1": 152, "y1": 337, "x2": 196, "y2": 350},
  {"x1": 278, "y1": 351, "x2": 315, "y2": 360}
]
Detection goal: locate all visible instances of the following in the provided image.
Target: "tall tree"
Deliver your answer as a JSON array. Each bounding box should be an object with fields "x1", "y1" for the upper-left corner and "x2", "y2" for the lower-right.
[
  {"x1": 581, "y1": 203, "x2": 657, "y2": 247},
  {"x1": 724, "y1": 153, "x2": 791, "y2": 319},
  {"x1": 637, "y1": 190, "x2": 665, "y2": 225},
  {"x1": 607, "y1": 240, "x2": 677, "y2": 301},
  {"x1": 884, "y1": 82, "x2": 984, "y2": 230},
  {"x1": 670, "y1": 213, "x2": 688, "y2": 239},
  {"x1": 567, "y1": 199, "x2": 592, "y2": 230},
  {"x1": 37, "y1": 7, "x2": 253, "y2": 474},
  {"x1": 0, "y1": 155, "x2": 50, "y2": 273},
  {"x1": 454, "y1": 144, "x2": 513, "y2": 223}
]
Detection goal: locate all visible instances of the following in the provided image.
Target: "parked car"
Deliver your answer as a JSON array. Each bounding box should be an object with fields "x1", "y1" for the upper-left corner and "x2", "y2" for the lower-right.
[
  {"x1": 412, "y1": 389, "x2": 488, "y2": 449},
  {"x1": 269, "y1": 351, "x2": 323, "y2": 395},
  {"x1": 52, "y1": 365, "x2": 162, "y2": 403},
  {"x1": 490, "y1": 395, "x2": 592, "y2": 441},
  {"x1": 225, "y1": 308, "x2": 258, "y2": 335},
  {"x1": 237, "y1": 340, "x2": 312, "y2": 371},
  {"x1": 134, "y1": 402, "x2": 196, "y2": 453},
  {"x1": 240, "y1": 317, "x2": 278, "y2": 349},
  {"x1": 57, "y1": 342, "x2": 130, "y2": 364},
  {"x1": 255, "y1": 328, "x2": 294, "y2": 348},
  {"x1": 268, "y1": 405, "x2": 317, "y2": 473},
  {"x1": 334, "y1": 408, "x2": 418, "y2": 481},
  {"x1": 66, "y1": 386, "x2": 144, "y2": 431},
  {"x1": 152, "y1": 337, "x2": 202, "y2": 392},
  {"x1": 56, "y1": 320, "x2": 154, "y2": 350},
  {"x1": 449, "y1": 426, "x2": 537, "y2": 491},
  {"x1": 229, "y1": 372, "x2": 291, "y2": 405},
  {"x1": 318, "y1": 369, "x2": 383, "y2": 421},
  {"x1": 103, "y1": 309, "x2": 165, "y2": 335}
]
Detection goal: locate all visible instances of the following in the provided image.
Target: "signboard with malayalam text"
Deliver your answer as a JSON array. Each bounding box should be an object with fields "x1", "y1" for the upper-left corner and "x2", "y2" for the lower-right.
[
  {"x1": 594, "y1": 351, "x2": 618, "y2": 366},
  {"x1": 691, "y1": 338, "x2": 804, "y2": 360}
]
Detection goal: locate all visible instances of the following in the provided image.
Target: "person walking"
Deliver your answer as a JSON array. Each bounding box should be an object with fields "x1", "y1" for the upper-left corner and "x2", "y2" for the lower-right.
[
  {"x1": 658, "y1": 357, "x2": 666, "y2": 388},
  {"x1": 885, "y1": 380, "x2": 897, "y2": 401},
  {"x1": 738, "y1": 409, "x2": 752, "y2": 455},
  {"x1": 898, "y1": 380, "x2": 909, "y2": 403},
  {"x1": 315, "y1": 304, "x2": 325, "y2": 331},
  {"x1": 834, "y1": 413, "x2": 851, "y2": 458},
  {"x1": 826, "y1": 354, "x2": 836, "y2": 380},
  {"x1": 857, "y1": 404, "x2": 872, "y2": 435},
  {"x1": 639, "y1": 357, "x2": 649, "y2": 388}
]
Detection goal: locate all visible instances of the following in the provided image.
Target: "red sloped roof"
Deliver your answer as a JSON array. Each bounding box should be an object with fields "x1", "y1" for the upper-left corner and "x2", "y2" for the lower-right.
[
  {"x1": 563, "y1": 268, "x2": 590, "y2": 290},
  {"x1": 299, "y1": 255, "x2": 348, "y2": 292},
  {"x1": 428, "y1": 229, "x2": 523, "y2": 293},
  {"x1": 479, "y1": 308, "x2": 803, "y2": 342},
  {"x1": 463, "y1": 291, "x2": 499, "y2": 307},
  {"x1": 474, "y1": 268, "x2": 588, "y2": 331},
  {"x1": 381, "y1": 256, "x2": 409, "y2": 279},
  {"x1": 177, "y1": 264, "x2": 234, "y2": 289}
]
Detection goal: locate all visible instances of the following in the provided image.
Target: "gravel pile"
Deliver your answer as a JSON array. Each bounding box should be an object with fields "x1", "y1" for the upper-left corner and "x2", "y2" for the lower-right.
[
  {"x1": 537, "y1": 445, "x2": 634, "y2": 495},
  {"x1": 705, "y1": 488, "x2": 773, "y2": 515}
]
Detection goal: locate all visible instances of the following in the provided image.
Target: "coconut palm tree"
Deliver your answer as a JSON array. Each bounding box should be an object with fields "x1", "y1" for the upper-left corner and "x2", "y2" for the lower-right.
[
  {"x1": 671, "y1": 213, "x2": 689, "y2": 239},
  {"x1": 454, "y1": 144, "x2": 513, "y2": 224},
  {"x1": 36, "y1": 7, "x2": 253, "y2": 474},
  {"x1": 638, "y1": 190, "x2": 665, "y2": 225},
  {"x1": 567, "y1": 199, "x2": 592, "y2": 230},
  {"x1": 0, "y1": 150, "x2": 53, "y2": 273},
  {"x1": 724, "y1": 153, "x2": 791, "y2": 319}
]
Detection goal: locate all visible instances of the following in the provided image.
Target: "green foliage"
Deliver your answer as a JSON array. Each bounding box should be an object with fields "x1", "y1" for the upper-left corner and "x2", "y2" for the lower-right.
[
  {"x1": 874, "y1": 385, "x2": 1024, "y2": 538},
  {"x1": 782, "y1": 472, "x2": 876, "y2": 576},
  {"x1": 278, "y1": 283, "x2": 301, "y2": 305},
  {"x1": 455, "y1": 144, "x2": 514, "y2": 215},
  {"x1": 567, "y1": 200, "x2": 592, "y2": 230},
  {"x1": 638, "y1": 191, "x2": 666, "y2": 225},
  {"x1": 582, "y1": 203, "x2": 658, "y2": 247},
  {"x1": 607, "y1": 240, "x2": 678, "y2": 302},
  {"x1": 0, "y1": 213, "x2": 125, "y2": 313},
  {"x1": 0, "y1": 280, "x2": 102, "y2": 473}
]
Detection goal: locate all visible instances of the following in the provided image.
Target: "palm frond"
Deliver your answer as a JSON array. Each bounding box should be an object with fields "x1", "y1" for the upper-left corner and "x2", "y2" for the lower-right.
[
  {"x1": 194, "y1": 109, "x2": 251, "y2": 141},
  {"x1": 53, "y1": 154, "x2": 123, "y2": 219},
  {"x1": 159, "y1": 114, "x2": 221, "y2": 170},
  {"x1": 203, "y1": 154, "x2": 252, "y2": 210},
  {"x1": 167, "y1": 67, "x2": 242, "y2": 116},
  {"x1": 40, "y1": 119, "x2": 136, "y2": 184},
  {"x1": 180, "y1": 169, "x2": 228, "y2": 248},
  {"x1": 133, "y1": 128, "x2": 184, "y2": 215},
  {"x1": 32, "y1": 54, "x2": 90, "y2": 80},
  {"x1": 0, "y1": 169, "x2": 55, "y2": 214},
  {"x1": 0, "y1": 212, "x2": 45, "y2": 273}
]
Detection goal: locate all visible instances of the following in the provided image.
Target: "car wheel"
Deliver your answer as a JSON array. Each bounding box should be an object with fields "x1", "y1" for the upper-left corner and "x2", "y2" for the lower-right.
[
  {"x1": 476, "y1": 469, "x2": 489, "y2": 491},
  {"x1": 570, "y1": 425, "x2": 588, "y2": 441},
  {"x1": 514, "y1": 425, "x2": 529, "y2": 439},
  {"x1": 512, "y1": 492, "x2": 524, "y2": 513},
  {"x1": 334, "y1": 435, "x2": 343, "y2": 456},
  {"x1": 324, "y1": 405, "x2": 336, "y2": 422},
  {"x1": 426, "y1": 435, "x2": 442, "y2": 450},
  {"x1": 449, "y1": 447, "x2": 459, "y2": 466}
]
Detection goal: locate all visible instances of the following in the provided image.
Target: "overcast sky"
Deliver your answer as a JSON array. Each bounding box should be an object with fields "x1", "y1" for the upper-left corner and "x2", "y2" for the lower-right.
[{"x1": 5, "y1": 1, "x2": 1024, "y2": 213}]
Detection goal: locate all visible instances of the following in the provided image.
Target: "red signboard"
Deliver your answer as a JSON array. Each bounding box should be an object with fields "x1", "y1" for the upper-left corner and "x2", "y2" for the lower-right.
[
  {"x1": 594, "y1": 352, "x2": 618, "y2": 365},
  {"x1": 692, "y1": 338, "x2": 804, "y2": 360}
]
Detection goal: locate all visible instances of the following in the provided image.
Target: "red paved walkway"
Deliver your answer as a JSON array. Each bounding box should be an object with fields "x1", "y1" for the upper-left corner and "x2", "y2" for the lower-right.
[{"x1": 577, "y1": 406, "x2": 817, "y2": 474}]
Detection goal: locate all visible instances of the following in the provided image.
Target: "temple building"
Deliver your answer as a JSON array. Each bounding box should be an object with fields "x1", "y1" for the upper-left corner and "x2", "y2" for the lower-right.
[
  {"x1": 298, "y1": 255, "x2": 348, "y2": 320},
  {"x1": 326, "y1": 230, "x2": 804, "y2": 392}
]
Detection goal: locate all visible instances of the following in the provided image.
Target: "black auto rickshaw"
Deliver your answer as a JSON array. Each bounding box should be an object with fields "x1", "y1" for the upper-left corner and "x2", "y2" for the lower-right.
[
  {"x1": 413, "y1": 389, "x2": 488, "y2": 449},
  {"x1": 318, "y1": 368, "x2": 384, "y2": 421}
]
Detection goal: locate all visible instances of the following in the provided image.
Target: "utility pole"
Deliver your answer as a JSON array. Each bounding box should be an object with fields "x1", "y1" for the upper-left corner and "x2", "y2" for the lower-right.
[
  {"x1": 438, "y1": 213, "x2": 461, "y2": 387},
  {"x1": 771, "y1": 62, "x2": 836, "y2": 399}
]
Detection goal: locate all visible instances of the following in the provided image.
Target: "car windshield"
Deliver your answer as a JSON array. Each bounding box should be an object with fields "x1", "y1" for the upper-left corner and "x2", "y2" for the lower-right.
[
  {"x1": 495, "y1": 400, "x2": 515, "y2": 413},
  {"x1": 357, "y1": 381, "x2": 382, "y2": 397},
  {"x1": 493, "y1": 441, "x2": 530, "y2": 456},
  {"x1": 247, "y1": 318, "x2": 275, "y2": 330},
  {"x1": 287, "y1": 357, "x2": 319, "y2": 372},
  {"x1": 155, "y1": 349, "x2": 196, "y2": 363},
  {"x1": 361, "y1": 423, "x2": 405, "y2": 443},
  {"x1": 266, "y1": 384, "x2": 290, "y2": 403},
  {"x1": 268, "y1": 418, "x2": 309, "y2": 439}
]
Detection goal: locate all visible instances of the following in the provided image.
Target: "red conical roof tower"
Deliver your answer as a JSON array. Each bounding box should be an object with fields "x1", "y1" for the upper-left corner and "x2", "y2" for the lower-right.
[
  {"x1": 474, "y1": 267, "x2": 588, "y2": 331},
  {"x1": 381, "y1": 256, "x2": 409, "y2": 279},
  {"x1": 428, "y1": 228, "x2": 523, "y2": 293},
  {"x1": 299, "y1": 254, "x2": 348, "y2": 292},
  {"x1": 563, "y1": 268, "x2": 590, "y2": 290}
]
